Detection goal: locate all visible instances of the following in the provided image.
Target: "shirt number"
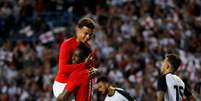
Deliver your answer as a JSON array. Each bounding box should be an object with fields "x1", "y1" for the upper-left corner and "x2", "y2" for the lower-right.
[{"x1": 174, "y1": 85, "x2": 184, "y2": 101}]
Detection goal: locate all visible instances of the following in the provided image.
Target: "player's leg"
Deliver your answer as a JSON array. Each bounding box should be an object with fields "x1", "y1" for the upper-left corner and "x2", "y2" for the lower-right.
[
  {"x1": 74, "y1": 70, "x2": 91, "y2": 101},
  {"x1": 74, "y1": 68, "x2": 98, "y2": 101},
  {"x1": 68, "y1": 69, "x2": 90, "y2": 101},
  {"x1": 75, "y1": 80, "x2": 90, "y2": 101},
  {"x1": 57, "y1": 69, "x2": 89, "y2": 101},
  {"x1": 57, "y1": 89, "x2": 71, "y2": 101}
]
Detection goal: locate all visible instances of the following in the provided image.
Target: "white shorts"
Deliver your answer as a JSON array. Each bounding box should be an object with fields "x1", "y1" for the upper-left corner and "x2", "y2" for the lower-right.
[{"x1": 53, "y1": 81, "x2": 67, "y2": 98}]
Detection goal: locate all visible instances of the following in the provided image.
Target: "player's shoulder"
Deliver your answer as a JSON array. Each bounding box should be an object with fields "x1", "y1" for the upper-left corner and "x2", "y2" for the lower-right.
[
  {"x1": 166, "y1": 73, "x2": 182, "y2": 81},
  {"x1": 115, "y1": 87, "x2": 124, "y2": 90},
  {"x1": 158, "y1": 74, "x2": 167, "y2": 85},
  {"x1": 158, "y1": 74, "x2": 167, "y2": 81},
  {"x1": 166, "y1": 73, "x2": 185, "y2": 85},
  {"x1": 64, "y1": 37, "x2": 76, "y2": 43},
  {"x1": 157, "y1": 74, "x2": 168, "y2": 92},
  {"x1": 61, "y1": 37, "x2": 76, "y2": 45},
  {"x1": 115, "y1": 88, "x2": 124, "y2": 91},
  {"x1": 115, "y1": 88, "x2": 134, "y2": 101}
]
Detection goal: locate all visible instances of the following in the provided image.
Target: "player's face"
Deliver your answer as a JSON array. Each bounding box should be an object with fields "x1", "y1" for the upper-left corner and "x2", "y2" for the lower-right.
[
  {"x1": 161, "y1": 58, "x2": 169, "y2": 74},
  {"x1": 72, "y1": 49, "x2": 81, "y2": 63},
  {"x1": 97, "y1": 81, "x2": 108, "y2": 94},
  {"x1": 77, "y1": 26, "x2": 94, "y2": 43}
]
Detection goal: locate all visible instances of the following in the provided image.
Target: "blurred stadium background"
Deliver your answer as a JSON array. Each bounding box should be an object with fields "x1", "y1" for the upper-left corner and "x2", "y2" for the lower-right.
[{"x1": 0, "y1": 0, "x2": 201, "y2": 101}]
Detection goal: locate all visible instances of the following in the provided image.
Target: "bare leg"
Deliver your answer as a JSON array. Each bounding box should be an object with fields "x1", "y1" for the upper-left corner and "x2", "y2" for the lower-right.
[{"x1": 57, "y1": 89, "x2": 72, "y2": 101}]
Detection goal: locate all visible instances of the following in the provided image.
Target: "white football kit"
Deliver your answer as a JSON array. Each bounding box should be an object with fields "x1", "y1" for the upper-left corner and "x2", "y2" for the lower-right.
[
  {"x1": 157, "y1": 73, "x2": 192, "y2": 101},
  {"x1": 104, "y1": 88, "x2": 134, "y2": 101}
]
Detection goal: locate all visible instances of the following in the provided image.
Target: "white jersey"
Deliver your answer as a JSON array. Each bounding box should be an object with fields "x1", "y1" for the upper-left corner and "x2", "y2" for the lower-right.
[
  {"x1": 157, "y1": 73, "x2": 192, "y2": 101},
  {"x1": 104, "y1": 88, "x2": 134, "y2": 101}
]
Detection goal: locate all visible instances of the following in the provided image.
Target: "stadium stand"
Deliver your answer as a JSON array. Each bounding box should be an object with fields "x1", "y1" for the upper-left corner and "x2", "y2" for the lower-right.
[{"x1": 0, "y1": 0, "x2": 201, "y2": 101}]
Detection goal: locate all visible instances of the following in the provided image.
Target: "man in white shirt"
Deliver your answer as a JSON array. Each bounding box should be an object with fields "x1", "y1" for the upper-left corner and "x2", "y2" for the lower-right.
[
  {"x1": 96, "y1": 76, "x2": 134, "y2": 101},
  {"x1": 157, "y1": 54, "x2": 195, "y2": 101}
]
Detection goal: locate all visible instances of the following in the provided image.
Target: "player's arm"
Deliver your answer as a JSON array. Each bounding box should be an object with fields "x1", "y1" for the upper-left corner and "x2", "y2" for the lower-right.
[
  {"x1": 184, "y1": 82, "x2": 196, "y2": 101},
  {"x1": 187, "y1": 96, "x2": 195, "y2": 101},
  {"x1": 57, "y1": 90, "x2": 71, "y2": 101},
  {"x1": 157, "y1": 75, "x2": 167, "y2": 101},
  {"x1": 59, "y1": 41, "x2": 87, "y2": 73},
  {"x1": 185, "y1": 91, "x2": 195, "y2": 101},
  {"x1": 157, "y1": 91, "x2": 165, "y2": 101}
]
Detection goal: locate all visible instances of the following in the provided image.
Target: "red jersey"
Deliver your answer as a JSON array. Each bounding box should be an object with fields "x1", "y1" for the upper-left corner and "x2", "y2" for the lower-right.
[
  {"x1": 55, "y1": 37, "x2": 87, "y2": 83},
  {"x1": 67, "y1": 69, "x2": 91, "y2": 101}
]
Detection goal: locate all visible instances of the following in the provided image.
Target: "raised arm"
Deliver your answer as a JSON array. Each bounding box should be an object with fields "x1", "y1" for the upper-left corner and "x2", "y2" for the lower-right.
[{"x1": 58, "y1": 41, "x2": 86, "y2": 73}]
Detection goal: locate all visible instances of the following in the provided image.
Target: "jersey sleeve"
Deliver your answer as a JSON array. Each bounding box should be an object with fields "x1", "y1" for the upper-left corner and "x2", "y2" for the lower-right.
[
  {"x1": 157, "y1": 75, "x2": 167, "y2": 92},
  {"x1": 115, "y1": 89, "x2": 133, "y2": 101},
  {"x1": 59, "y1": 41, "x2": 87, "y2": 73},
  {"x1": 184, "y1": 81, "x2": 192, "y2": 97}
]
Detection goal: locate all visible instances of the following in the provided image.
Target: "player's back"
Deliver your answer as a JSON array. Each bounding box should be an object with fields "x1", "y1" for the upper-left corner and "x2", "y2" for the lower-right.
[{"x1": 165, "y1": 73, "x2": 185, "y2": 101}]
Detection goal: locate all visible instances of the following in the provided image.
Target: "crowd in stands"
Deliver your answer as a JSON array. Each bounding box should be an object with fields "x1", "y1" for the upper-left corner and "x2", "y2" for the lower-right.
[{"x1": 0, "y1": 0, "x2": 201, "y2": 101}]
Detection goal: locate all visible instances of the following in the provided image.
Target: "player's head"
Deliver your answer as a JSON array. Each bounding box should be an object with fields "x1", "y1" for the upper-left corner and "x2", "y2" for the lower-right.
[
  {"x1": 72, "y1": 43, "x2": 91, "y2": 63},
  {"x1": 96, "y1": 76, "x2": 110, "y2": 95},
  {"x1": 76, "y1": 17, "x2": 96, "y2": 43},
  {"x1": 161, "y1": 54, "x2": 181, "y2": 74}
]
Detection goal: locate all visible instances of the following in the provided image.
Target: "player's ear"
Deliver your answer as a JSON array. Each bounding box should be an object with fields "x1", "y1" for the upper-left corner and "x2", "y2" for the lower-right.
[
  {"x1": 105, "y1": 83, "x2": 109, "y2": 87},
  {"x1": 166, "y1": 61, "x2": 171, "y2": 70},
  {"x1": 76, "y1": 26, "x2": 79, "y2": 32}
]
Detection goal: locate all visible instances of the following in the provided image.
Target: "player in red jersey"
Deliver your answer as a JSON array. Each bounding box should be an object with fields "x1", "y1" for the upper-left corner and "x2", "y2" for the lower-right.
[
  {"x1": 66, "y1": 43, "x2": 98, "y2": 101},
  {"x1": 53, "y1": 17, "x2": 98, "y2": 101}
]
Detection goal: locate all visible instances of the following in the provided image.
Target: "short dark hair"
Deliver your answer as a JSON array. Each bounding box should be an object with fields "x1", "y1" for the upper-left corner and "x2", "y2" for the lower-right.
[
  {"x1": 166, "y1": 54, "x2": 181, "y2": 72},
  {"x1": 75, "y1": 43, "x2": 91, "y2": 61},
  {"x1": 97, "y1": 76, "x2": 109, "y2": 83},
  {"x1": 78, "y1": 18, "x2": 96, "y2": 29}
]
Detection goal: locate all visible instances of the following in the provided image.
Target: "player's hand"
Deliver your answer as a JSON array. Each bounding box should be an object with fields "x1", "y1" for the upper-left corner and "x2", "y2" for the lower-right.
[
  {"x1": 89, "y1": 67, "x2": 99, "y2": 79},
  {"x1": 85, "y1": 52, "x2": 97, "y2": 68}
]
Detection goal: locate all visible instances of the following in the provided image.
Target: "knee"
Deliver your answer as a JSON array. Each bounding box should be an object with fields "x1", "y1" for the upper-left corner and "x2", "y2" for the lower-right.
[
  {"x1": 57, "y1": 94, "x2": 65, "y2": 101},
  {"x1": 57, "y1": 92, "x2": 68, "y2": 101},
  {"x1": 56, "y1": 90, "x2": 71, "y2": 101}
]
